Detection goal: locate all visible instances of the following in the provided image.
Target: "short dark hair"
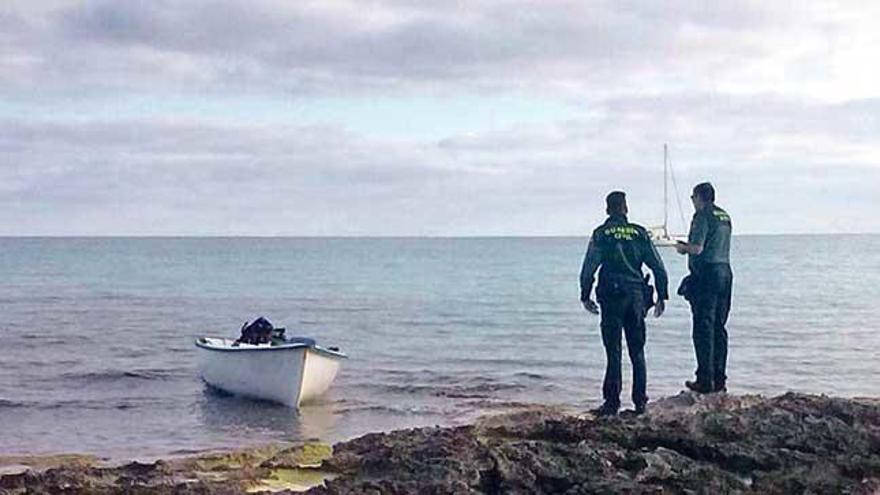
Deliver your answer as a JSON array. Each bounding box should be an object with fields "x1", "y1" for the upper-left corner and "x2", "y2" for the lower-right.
[
  {"x1": 692, "y1": 182, "x2": 715, "y2": 202},
  {"x1": 606, "y1": 191, "x2": 627, "y2": 215}
]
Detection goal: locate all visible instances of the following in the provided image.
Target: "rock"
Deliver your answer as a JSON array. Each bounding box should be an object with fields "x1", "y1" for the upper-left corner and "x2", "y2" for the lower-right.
[
  {"x1": 261, "y1": 443, "x2": 333, "y2": 469},
  {"x1": 2, "y1": 393, "x2": 880, "y2": 493},
  {"x1": 312, "y1": 393, "x2": 880, "y2": 494}
]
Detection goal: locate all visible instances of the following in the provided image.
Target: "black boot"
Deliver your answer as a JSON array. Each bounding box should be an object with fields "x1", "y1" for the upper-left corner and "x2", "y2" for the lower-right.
[
  {"x1": 714, "y1": 381, "x2": 727, "y2": 393},
  {"x1": 592, "y1": 402, "x2": 619, "y2": 417},
  {"x1": 634, "y1": 402, "x2": 648, "y2": 416},
  {"x1": 685, "y1": 380, "x2": 714, "y2": 394}
]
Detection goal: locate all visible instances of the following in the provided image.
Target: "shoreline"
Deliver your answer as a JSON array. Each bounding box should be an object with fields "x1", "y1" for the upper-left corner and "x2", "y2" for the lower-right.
[
  {"x1": 0, "y1": 399, "x2": 561, "y2": 471},
  {"x1": 3, "y1": 391, "x2": 880, "y2": 493}
]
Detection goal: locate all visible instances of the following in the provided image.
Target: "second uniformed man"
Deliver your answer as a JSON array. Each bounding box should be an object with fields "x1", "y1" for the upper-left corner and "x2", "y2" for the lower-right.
[
  {"x1": 675, "y1": 182, "x2": 733, "y2": 394},
  {"x1": 580, "y1": 191, "x2": 669, "y2": 416}
]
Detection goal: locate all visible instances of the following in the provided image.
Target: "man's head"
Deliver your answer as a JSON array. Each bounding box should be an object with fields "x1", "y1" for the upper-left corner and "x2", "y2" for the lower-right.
[
  {"x1": 606, "y1": 191, "x2": 628, "y2": 216},
  {"x1": 691, "y1": 182, "x2": 715, "y2": 210}
]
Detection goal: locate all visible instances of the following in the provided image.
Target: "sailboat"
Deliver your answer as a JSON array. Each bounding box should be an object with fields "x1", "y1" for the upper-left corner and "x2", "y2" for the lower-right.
[{"x1": 647, "y1": 144, "x2": 687, "y2": 247}]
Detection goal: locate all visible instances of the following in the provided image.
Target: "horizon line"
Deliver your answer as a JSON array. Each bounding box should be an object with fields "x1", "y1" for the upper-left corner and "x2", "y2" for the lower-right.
[{"x1": 0, "y1": 233, "x2": 877, "y2": 239}]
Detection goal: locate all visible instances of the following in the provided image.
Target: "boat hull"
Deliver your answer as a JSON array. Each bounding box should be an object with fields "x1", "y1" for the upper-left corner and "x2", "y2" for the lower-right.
[
  {"x1": 195, "y1": 338, "x2": 345, "y2": 408},
  {"x1": 652, "y1": 236, "x2": 687, "y2": 247},
  {"x1": 648, "y1": 226, "x2": 687, "y2": 247}
]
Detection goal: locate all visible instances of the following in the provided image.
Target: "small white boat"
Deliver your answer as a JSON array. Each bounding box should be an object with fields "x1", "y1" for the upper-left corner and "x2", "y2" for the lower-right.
[
  {"x1": 649, "y1": 144, "x2": 688, "y2": 248},
  {"x1": 195, "y1": 336, "x2": 347, "y2": 408},
  {"x1": 648, "y1": 226, "x2": 687, "y2": 247}
]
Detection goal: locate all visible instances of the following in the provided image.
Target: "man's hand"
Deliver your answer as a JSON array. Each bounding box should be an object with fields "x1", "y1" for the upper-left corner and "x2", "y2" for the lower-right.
[
  {"x1": 653, "y1": 299, "x2": 665, "y2": 318},
  {"x1": 676, "y1": 241, "x2": 703, "y2": 256},
  {"x1": 582, "y1": 299, "x2": 599, "y2": 315}
]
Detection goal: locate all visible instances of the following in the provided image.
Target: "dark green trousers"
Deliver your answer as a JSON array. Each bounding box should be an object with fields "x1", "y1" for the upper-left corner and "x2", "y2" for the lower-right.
[
  {"x1": 599, "y1": 289, "x2": 647, "y2": 408},
  {"x1": 689, "y1": 263, "x2": 733, "y2": 388}
]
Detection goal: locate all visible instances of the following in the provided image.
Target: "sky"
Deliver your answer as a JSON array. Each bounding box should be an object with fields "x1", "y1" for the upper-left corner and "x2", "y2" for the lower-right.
[{"x1": 1, "y1": 0, "x2": 879, "y2": 235}]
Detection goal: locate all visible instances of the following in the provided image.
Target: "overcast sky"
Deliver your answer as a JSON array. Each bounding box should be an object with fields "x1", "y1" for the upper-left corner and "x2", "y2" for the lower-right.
[{"x1": 2, "y1": 0, "x2": 878, "y2": 235}]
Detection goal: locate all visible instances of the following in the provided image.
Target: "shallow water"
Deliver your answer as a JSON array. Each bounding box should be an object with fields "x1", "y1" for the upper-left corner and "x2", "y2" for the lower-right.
[{"x1": 1, "y1": 236, "x2": 878, "y2": 459}]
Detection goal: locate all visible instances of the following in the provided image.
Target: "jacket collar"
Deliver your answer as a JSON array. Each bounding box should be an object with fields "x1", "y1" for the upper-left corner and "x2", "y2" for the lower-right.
[{"x1": 605, "y1": 214, "x2": 628, "y2": 224}]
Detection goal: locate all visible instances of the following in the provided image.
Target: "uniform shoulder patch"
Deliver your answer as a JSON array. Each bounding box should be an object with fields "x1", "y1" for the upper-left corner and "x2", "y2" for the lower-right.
[{"x1": 712, "y1": 208, "x2": 731, "y2": 223}]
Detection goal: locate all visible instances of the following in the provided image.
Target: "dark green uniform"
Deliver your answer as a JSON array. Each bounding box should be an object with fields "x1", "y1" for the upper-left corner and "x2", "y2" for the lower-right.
[
  {"x1": 580, "y1": 214, "x2": 669, "y2": 409},
  {"x1": 686, "y1": 204, "x2": 733, "y2": 390}
]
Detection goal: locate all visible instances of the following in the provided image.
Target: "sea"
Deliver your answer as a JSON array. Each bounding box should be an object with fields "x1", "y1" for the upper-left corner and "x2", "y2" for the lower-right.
[{"x1": 1, "y1": 236, "x2": 878, "y2": 460}]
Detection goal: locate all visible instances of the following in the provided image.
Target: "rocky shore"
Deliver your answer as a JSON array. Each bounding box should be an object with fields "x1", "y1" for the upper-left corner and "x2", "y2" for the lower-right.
[{"x1": 3, "y1": 392, "x2": 880, "y2": 494}]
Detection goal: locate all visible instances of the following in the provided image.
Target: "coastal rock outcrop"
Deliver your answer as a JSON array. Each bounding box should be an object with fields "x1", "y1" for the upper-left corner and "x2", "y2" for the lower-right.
[
  {"x1": 2, "y1": 392, "x2": 879, "y2": 494},
  {"x1": 314, "y1": 392, "x2": 880, "y2": 494}
]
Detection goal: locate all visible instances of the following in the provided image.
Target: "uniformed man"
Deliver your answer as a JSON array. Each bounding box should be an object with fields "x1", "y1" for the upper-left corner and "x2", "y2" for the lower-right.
[
  {"x1": 675, "y1": 182, "x2": 733, "y2": 393},
  {"x1": 580, "y1": 191, "x2": 669, "y2": 416}
]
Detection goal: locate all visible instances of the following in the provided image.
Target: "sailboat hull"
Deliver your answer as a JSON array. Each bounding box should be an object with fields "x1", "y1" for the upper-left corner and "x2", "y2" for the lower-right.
[
  {"x1": 652, "y1": 235, "x2": 687, "y2": 247},
  {"x1": 647, "y1": 226, "x2": 686, "y2": 247}
]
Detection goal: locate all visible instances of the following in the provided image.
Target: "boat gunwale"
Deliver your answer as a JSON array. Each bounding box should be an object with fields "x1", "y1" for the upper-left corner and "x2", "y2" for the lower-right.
[{"x1": 194, "y1": 337, "x2": 348, "y2": 359}]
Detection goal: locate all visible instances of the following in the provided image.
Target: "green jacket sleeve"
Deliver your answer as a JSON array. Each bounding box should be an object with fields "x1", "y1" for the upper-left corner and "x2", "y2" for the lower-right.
[
  {"x1": 579, "y1": 237, "x2": 603, "y2": 302},
  {"x1": 689, "y1": 211, "x2": 709, "y2": 247},
  {"x1": 642, "y1": 238, "x2": 669, "y2": 300}
]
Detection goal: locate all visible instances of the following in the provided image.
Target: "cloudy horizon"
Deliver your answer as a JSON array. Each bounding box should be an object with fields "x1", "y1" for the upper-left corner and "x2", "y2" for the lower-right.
[{"x1": 2, "y1": 1, "x2": 879, "y2": 236}]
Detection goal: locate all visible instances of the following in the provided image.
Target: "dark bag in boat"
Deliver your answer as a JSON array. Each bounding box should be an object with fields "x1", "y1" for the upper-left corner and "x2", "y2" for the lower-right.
[
  {"x1": 236, "y1": 317, "x2": 275, "y2": 345},
  {"x1": 271, "y1": 327, "x2": 287, "y2": 345}
]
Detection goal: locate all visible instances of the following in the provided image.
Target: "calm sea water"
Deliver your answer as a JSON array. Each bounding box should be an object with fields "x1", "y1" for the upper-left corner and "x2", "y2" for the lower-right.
[{"x1": 1, "y1": 236, "x2": 878, "y2": 460}]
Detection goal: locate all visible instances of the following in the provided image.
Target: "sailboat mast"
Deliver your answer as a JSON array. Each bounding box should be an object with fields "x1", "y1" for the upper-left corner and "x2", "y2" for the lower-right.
[{"x1": 663, "y1": 144, "x2": 668, "y2": 235}]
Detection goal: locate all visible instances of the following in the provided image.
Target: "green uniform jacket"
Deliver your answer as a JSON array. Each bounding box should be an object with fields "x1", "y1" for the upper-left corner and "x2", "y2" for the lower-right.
[
  {"x1": 580, "y1": 214, "x2": 669, "y2": 303},
  {"x1": 687, "y1": 204, "x2": 732, "y2": 274}
]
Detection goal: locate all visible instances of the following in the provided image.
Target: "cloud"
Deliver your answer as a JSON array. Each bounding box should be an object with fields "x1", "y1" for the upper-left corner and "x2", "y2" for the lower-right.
[
  {"x1": 2, "y1": 90, "x2": 879, "y2": 235},
  {"x1": 0, "y1": 117, "x2": 484, "y2": 235},
  {"x1": 0, "y1": 0, "x2": 874, "y2": 97},
  {"x1": 1, "y1": 1, "x2": 878, "y2": 234}
]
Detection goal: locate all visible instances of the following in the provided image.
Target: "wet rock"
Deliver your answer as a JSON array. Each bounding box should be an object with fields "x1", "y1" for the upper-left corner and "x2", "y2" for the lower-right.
[
  {"x1": 261, "y1": 443, "x2": 333, "y2": 469},
  {"x1": 3, "y1": 393, "x2": 880, "y2": 493},
  {"x1": 313, "y1": 392, "x2": 880, "y2": 494}
]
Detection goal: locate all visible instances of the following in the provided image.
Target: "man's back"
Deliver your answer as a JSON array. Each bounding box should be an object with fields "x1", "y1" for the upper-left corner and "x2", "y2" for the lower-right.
[{"x1": 581, "y1": 214, "x2": 669, "y2": 302}]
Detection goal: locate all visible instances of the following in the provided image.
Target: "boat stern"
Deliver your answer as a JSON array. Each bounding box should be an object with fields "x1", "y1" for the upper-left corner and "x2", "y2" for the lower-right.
[{"x1": 298, "y1": 347, "x2": 346, "y2": 406}]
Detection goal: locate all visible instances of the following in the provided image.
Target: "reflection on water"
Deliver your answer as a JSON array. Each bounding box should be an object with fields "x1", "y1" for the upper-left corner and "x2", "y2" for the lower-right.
[{"x1": 197, "y1": 387, "x2": 340, "y2": 443}]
